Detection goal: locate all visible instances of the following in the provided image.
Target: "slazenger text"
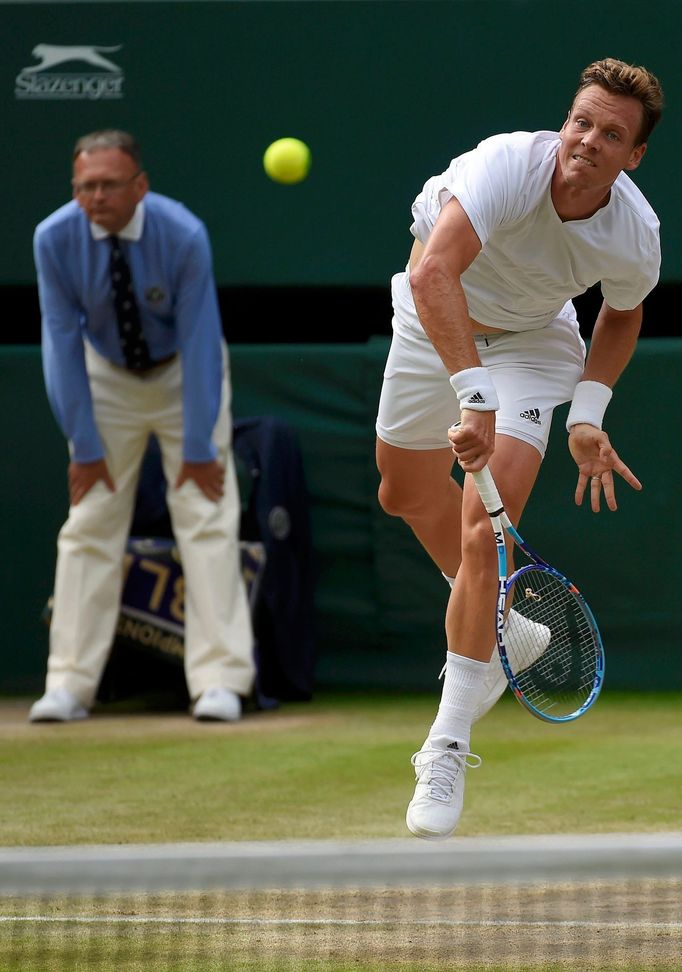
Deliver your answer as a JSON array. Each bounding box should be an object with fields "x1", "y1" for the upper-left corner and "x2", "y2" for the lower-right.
[{"x1": 15, "y1": 73, "x2": 124, "y2": 100}]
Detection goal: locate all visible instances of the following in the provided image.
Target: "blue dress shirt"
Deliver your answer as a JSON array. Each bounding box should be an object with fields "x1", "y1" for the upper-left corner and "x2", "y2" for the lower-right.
[{"x1": 34, "y1": 192, "x2": 224, "y2": 463}]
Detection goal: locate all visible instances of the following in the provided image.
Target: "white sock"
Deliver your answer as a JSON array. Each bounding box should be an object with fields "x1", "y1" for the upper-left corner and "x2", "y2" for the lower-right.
[{"x1": 426, "y1": 651, "x2": 488, "y2": 752}]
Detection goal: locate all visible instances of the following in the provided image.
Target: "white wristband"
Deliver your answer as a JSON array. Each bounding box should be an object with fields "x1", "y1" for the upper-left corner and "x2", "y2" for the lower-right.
[
  {"x1": 566, "y1": 380, "x2": 613, "y2": 431},
  {"x1": 449, "y1": 367, "x2": 500, "y2": 412}
]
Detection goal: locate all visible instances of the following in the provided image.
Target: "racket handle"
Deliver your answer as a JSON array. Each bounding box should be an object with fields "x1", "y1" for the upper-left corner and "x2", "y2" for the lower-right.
[{"x1": 471, "y1": 466, "x2": 505, "y2": 515}]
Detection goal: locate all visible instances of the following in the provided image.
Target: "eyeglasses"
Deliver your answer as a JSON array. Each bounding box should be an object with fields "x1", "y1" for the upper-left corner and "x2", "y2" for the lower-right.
[{"x1": 72, "y1": 171, "x2": 142, "y2": 198}]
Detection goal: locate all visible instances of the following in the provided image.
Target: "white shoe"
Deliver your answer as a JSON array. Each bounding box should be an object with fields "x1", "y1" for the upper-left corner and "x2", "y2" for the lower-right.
[
  {"x1": 472, "y1": 609, "x2": 551, "y2": 722},
  {"x1": 193, "y1": 687, "x2": 242, "y2": 722},
  {"x1": 406, "y1": 743, "x2": 482, "y2": 841},
  {"x1": 29, "y1": 688, "x2": 89, "y2": 723}
]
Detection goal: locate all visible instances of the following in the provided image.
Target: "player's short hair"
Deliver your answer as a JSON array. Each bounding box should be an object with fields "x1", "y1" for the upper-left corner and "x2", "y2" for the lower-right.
[
  {"x1": 574, "y1": 58, "x2": 663, "y2": 145},
  {"x1": 73, "y1": 130, "x2": 143, "y2": 167}
]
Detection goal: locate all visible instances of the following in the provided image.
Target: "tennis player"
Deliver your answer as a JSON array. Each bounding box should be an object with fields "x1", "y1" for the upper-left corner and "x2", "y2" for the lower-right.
[{"x1": 375, "y1": 58, "x2": 663, "y2": 839}]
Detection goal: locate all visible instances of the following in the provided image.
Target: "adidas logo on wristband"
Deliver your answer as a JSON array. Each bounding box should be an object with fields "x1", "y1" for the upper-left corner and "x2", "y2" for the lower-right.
[{"x1": 450, "y1": 367, "x2": 500, "y2": 412}]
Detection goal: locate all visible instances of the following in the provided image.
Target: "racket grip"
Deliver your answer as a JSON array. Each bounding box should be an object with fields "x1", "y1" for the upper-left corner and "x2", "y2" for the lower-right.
[{"x1": 471, "y1": 466, "x2": 504, "y2": 514}]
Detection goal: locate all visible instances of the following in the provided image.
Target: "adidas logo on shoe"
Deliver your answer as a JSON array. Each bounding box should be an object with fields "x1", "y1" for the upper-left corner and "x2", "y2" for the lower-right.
[
  {"x1": 466, "y1": 392, "x2": 486, "y2": 405},
  {"x1": 446, "y1": 741, "x2": 460, "y2": 750},
  {"x1": 519, "y1": 407, "x2": 541, "y2": 425}
]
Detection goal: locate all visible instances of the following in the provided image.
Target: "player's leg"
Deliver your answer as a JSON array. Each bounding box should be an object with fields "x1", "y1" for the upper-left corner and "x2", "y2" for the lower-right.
[
  {"x1": 375, "y1": 324, "x2": 482, "y2": 839},
  {"x1": 376, "y1": 323, "x2": 464, "y2": 576},
  {"x1": 405, "y1": 434, "x2": 542, "y2": 838},
  {"x1": 31, "y1": 347, "x2": 151, "y2": 720},
  {"x1": 156, "y1": 345, "x2": 255, "y2": 719},
  {"x1": 376, "y1": 439, "x2": 462, "y2": 577},
  {"x1": 406, "y1": 313, "x2": 585, "y2": 838}
]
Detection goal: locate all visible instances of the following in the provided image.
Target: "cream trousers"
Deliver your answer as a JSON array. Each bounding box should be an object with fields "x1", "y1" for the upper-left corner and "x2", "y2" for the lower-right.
[{"x1": 46, "y1": 342, "x2": 255, "y2": 706}]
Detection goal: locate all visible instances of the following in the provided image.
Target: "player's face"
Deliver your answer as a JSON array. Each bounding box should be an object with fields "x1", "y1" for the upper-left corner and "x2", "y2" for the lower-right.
[
  {"x1": 72, "y1": 148, "x2": 148, "y2": 233},
  {"x1": 557, "y1": 84, "x2": 647, "y2": 192}
]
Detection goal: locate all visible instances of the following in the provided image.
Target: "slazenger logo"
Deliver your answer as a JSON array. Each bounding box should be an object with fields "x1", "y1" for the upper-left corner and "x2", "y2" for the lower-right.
[{"x1": 15, "y1": 44, "x2": 125, "y2": 100}]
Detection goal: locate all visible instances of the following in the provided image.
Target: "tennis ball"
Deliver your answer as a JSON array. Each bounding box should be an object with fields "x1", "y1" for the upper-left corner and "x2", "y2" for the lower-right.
[{"x1": 263, "y1": 138, "x2": 311, "y2": 184}]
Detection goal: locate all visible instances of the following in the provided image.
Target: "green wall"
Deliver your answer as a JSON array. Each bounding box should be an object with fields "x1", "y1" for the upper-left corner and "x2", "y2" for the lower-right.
[
  {"x1": 2, "y1": 0, "x2": 680, "y2": 693},
  {"x1": 1, "y1": 342, "x2": 680, "y2": 696},
  {"x1": 1, "y1": 0, "x2": 679, "y2": 287}
]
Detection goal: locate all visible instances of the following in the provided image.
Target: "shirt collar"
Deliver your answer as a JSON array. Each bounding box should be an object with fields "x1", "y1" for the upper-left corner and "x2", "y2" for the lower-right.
[{"x1": 90, "y1": 200, "x2": 145, "y2": 241}]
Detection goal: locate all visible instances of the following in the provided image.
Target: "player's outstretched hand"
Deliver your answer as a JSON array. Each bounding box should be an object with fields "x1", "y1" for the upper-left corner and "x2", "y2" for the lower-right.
[{"x1": 569, "y1": 424, "x2": 642, "y2": 512}]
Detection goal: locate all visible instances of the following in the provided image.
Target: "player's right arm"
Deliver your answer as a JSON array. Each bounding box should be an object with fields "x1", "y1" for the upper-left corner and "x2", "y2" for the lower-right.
[
  {"x1": 409, "y1": 196, "x2": 482, "y2": 372},
  {"x1": 409, "y1": 196, "x2": 494, "y2": 469}
]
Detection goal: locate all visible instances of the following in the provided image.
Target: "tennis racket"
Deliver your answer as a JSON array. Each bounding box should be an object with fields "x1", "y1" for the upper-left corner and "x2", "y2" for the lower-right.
[{"x1": 471, "y1": 465, "x2": 604, "y2": 723}]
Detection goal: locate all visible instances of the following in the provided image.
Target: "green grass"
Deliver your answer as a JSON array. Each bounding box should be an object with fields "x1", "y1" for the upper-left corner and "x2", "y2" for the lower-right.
[
  {"x1": 0, "y1": 688, "x2": 679, "y2": 846},
  {"x1": 3, "y1": 938, "x2": 671, "y2": 972},
  {"x1": 2, "y1": 885, "x2": 679, "y2": 972},
  {"x1": 3, "y1": 881, "x2": 680, "y2": 972}
]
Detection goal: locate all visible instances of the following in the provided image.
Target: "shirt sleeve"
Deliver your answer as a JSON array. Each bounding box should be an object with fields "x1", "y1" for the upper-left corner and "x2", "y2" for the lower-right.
[
  {"x1": 411, "y1": 136, "x2": 527, "y2": 247},
  {"x1": 601, "y1": 240, "x2": 661, "y2": 310},
  {"x1": 34, "y1": 226, "x2": 104, "y2": 463},
  {"x1": 173, "y1": 223, "x2": 224, "y2": 462}
]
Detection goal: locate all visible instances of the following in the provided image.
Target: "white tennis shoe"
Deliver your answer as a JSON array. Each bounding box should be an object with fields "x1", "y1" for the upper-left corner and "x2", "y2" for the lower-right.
[
  {"x1": 406, "y1": 743, "x2": 482, "y2": 841},
  {"x1": 28, "y1": 687, "x2": 89, "y2": 723},
  {"x1": 473, "y1": 609, "x2": 551, "y2": 722},
  {"x1": 193, "y1": 687, "x2": 242, "y2": 722}
]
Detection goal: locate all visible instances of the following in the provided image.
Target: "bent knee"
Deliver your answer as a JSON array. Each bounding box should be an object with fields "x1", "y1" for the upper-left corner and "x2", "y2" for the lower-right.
[
  {"x1": 376, "y1": 440, "x2": 460, "y2": 520},
  {"x1": 378, "y1": 475, "x2": 432, "y2": 520}
]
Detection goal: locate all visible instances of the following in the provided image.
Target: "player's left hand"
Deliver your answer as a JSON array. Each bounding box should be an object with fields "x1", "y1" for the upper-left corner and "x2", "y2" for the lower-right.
[
  {"x1": 569, "y1": 424, "x2": 642, "y2": 512},
  {"x1": 175, "y1": 460, "x2": 225, "y2": 502}
]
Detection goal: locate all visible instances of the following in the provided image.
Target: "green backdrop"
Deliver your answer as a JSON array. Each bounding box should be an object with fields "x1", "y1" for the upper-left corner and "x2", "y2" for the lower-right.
[
  {"x1": 1, "y1": 1, "x2": 680, "y2": 696},
  {"x1": 1, "y1": 342, "x2": 680, "y2": 696},
  {"x1": 1, "y1": 0, "x2": 679, "y2": 287}
]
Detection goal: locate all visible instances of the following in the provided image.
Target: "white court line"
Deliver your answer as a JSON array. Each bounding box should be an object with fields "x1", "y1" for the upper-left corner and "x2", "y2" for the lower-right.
[{"x1": 1, "y1": 915, "x2": 681, "y2": 930}]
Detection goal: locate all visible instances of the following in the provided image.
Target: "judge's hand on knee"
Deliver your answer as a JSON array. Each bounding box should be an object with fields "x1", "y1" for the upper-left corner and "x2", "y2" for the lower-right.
[
  {"x1": 175, "y1": 460, "x2": 225, "y2": 502},
  {"x1": 68, "y1": 459, "x2": 115, "y2": 506}
]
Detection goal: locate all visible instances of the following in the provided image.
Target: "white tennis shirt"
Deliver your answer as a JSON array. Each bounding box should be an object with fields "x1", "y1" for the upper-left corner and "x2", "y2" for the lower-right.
[{"x1": 398, "y1": 130, "x2": 660, "y2": 332}]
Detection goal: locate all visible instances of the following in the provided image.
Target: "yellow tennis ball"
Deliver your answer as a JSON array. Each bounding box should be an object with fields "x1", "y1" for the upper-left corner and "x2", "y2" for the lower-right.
[{"x1": 263, "y1": 138, "x2": 311, "y2": 184}]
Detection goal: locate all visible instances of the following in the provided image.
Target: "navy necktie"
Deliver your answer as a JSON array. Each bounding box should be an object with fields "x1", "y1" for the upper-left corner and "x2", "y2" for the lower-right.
[{"x1": 109, "y1": 236, "x2": 152, "y2": 371}]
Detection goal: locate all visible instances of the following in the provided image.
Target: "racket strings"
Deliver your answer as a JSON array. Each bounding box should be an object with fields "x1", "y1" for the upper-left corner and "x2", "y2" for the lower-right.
[{"x1": 506, "y1": 567, "x2": 600, "y2": 718}]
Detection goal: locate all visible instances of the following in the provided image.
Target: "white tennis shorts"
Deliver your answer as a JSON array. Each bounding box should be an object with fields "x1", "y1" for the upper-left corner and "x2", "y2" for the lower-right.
[{"x1": 376, "y1": 304, "x2": 586, "y2": 458}]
